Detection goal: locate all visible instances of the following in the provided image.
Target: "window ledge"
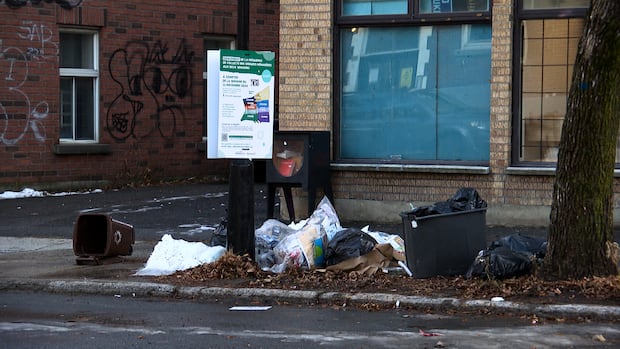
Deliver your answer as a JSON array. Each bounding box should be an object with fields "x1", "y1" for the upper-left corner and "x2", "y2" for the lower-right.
[
  {"x1": 506, "y1": 167, "x2": 556, "y2": 176},
  {"x1": 53, "y1": 143, "x2": 111, "y2": 155},
  {"x1": 331, "y1": 163, "x2": 490, "y2": 174},
  {"x1": 508, "y1": 166, "x2": 620, "y2": 177}
]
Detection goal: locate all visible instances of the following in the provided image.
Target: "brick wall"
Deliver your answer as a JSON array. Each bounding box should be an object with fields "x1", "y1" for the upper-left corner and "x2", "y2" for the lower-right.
[
  {"x1": 0, "y1": 0, "x2": 279, "y2": 190},
  {"x1": 278, "y1": 0, "x2": 331, "y2": 131},
  {"x1": 489, "y1": 0, "x2": 513, "y2": 205}
]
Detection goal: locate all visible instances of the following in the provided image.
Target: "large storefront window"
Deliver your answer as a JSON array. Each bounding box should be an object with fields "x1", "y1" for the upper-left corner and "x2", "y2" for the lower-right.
[{"x1": 337, "y1": 1, "x2": 491, "y2": 163}]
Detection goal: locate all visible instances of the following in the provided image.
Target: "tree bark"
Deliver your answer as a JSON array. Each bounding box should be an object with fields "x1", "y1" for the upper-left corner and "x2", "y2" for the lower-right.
[{"x1": 545, "y1": 0, "x2": 620, "y2": 279}]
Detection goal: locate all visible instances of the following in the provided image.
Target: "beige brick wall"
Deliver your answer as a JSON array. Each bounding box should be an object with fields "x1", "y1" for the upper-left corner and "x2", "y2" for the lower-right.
[
  {"x1": 279, "y1": 0, "x2": 333, "y2": 131},
  {"x1": 489, "y1": 0, "x2": 513, "y2": 205}
]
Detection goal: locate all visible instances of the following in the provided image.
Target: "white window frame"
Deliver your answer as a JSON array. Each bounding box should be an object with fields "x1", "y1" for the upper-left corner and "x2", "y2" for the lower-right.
[{"x1": 59, "y1": 28, "x2": 99, "y2": 143}]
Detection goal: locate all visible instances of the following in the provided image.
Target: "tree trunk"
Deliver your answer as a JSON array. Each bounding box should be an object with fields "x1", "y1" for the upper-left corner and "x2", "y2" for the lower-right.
[{"x1": 545, "y1": 0, "x2": 620, "y2": 279}]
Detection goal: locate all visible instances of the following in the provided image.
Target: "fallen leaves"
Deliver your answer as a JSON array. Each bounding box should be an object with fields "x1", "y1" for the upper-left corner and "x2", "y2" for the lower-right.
[{"x1": 155, "y1": 252, "x2": 620, "y2": 307}]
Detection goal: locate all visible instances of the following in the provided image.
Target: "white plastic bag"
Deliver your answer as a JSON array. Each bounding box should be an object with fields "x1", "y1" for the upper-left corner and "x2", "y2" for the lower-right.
[{"x1": 255, "y1": 219, "x2": 297, "y2": 270}]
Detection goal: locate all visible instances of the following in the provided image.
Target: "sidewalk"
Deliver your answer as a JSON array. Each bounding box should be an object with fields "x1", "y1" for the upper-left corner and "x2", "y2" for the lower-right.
[{"x1": 0, "y1": 183, "x2": 619, "y2": 321}]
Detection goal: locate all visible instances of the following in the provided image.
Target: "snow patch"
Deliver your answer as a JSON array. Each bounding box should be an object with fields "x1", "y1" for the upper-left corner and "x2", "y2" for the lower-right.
[{"x1": 135, "y1": 234, "x2": 226, "y2": 276}]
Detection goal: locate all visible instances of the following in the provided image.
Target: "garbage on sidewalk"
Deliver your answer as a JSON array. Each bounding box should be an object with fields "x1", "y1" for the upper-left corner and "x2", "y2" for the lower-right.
[
  {"x1": 466, "y1": 233, "x2": 547, "y2": 279},
  {"x1": 254, "y1": 196, "x2": 406, "y2": 274}
]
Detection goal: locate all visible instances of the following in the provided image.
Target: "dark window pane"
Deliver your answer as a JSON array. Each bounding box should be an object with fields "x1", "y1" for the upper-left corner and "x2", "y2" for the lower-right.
[
  {"x1": 342, "y1": 0, "x2": 408, "y2": 16},
  {"x1": 522, "y1": 0, "x2": 589, "y2": 9},
  {"x1": 74, "y1": 78, "x2": 95, "y2": 140},
  {"x1": 59, "y1": 33, "x2": 94, "y2": 69},
  {"x1": 420, "y1": 0, "x2": 489, "y2": 14},
  {"x1": 60, "y1": 78, "x2": 73, "y2": 139}
]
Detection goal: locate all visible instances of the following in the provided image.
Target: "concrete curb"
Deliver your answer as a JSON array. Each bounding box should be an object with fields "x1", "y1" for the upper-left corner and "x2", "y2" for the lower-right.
[{"x1": 1, "y1": 278, "x2": 619, "y2": 321}]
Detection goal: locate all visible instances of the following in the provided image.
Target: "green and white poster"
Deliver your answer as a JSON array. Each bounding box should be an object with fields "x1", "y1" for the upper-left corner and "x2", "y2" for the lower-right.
[{"x1": 206, "y1": 49, "x2": 275, "y2": 159}]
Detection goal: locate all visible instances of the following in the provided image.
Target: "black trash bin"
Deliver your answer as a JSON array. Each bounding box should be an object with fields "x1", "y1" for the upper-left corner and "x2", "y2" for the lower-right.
[
  {"x1": 400, "y1": 208, "x2": 487, "y2": 278},
  {"x1": 73, "y1": 213, "x2": 135, "y2": 264}
]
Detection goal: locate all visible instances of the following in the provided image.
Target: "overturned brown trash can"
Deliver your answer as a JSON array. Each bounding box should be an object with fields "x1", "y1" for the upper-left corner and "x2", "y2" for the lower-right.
[{"x1": 73, "y1": 213, "x2": 135, "y2": 265}]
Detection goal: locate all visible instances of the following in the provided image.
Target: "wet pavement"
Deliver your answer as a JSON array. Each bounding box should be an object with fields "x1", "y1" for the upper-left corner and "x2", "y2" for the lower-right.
[{"x1": 0, "y1": 182, "x2": 554, "y2": 243}]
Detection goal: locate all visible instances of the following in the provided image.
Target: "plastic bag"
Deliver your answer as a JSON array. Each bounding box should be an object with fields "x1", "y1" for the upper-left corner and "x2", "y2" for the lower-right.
[
  {"x1": 450, "y1": 187, "x2": 487, "y2": 211},
  {"x1": 292, "y1": 196, "x2": 342, "y2": 241},
  {"x1": 362, "y1": 226, "x2": 406, "y2": 262},
  {"x1": 269, "y1": 232, "x2": 307, "y2": 273},
  {"x1": 324, "y1": 228, "x2": 375, "y2": 267},
  {"x1": 488, "y1": 233, "x2": 547, "y2": 258},
  {"x1": 408, "y1": 187, "x2": 487, "y2": 217},
  {"x1": 254, "y1": 219, "x2": 297, "y2": 271},
  {"x1": 255, "y1": 196, "x2": 340, "y2": 273},
  {"x1": 466, "y1": 234, "x2": 547, "y2": 279}
]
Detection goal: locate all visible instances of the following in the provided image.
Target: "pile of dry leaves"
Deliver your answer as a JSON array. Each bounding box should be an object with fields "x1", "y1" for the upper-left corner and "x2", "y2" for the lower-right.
[{"x1": 156, "y1": 252, "x2": 620, "y2": 307}]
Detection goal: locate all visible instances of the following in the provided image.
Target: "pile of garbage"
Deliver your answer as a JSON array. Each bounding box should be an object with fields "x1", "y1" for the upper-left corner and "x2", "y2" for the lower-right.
[
  {"x1": 136, "y1": 190, "x2": 548, "y2": 281},
  {"x1": 254, "y1": 197, "x2": 407, "y2": 275}
]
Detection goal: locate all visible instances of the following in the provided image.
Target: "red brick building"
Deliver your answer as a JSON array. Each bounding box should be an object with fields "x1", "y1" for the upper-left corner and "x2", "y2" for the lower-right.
[{"x1": 0, "y1": 0, "x2": 279, "y2": 190}]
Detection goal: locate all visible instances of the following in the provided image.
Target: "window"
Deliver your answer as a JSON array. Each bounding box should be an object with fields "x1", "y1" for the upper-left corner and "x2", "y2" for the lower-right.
[
  {"x1": 336, "y1": 1, "x2": 491, "y2": 163},
  {"x1": 420, "y1": 0, "x2": 489, "y2": 13},
  {"x1": 342, "y1": 0, "x2": 408, "y2": 15},
  {"x1": 519, "y1": 18, "x2": 583, "y2": 162},
  {"x1": 522, "y1": 0, "x2": 589, "y2": 10},
  {"x1": 59, "y1": 30, "x2": 98, "y2": 142},
  {"x1": 512, "y1": 1, "x2": 616, "y2": 164}
]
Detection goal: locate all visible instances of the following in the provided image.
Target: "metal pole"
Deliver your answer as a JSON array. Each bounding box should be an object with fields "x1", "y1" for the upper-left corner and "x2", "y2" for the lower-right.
[
  {"x1": 227, "y1": 159, "x2": 255, "y2": 259},
  {"x1": 237, "y1": 0, "x2": 249, "y2": 50},
  {"x1": 226, "y1": 0, "x2": 254, "y2": 259}
]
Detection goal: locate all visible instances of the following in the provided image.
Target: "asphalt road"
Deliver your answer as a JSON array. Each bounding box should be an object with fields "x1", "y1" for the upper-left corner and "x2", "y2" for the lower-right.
[
  {"x1": 0, "y1": 182, "x2": 554, "y2": 244},
  {"x1": 0, "y1": 183, "x2": 274, "y2": 242},
  {"x1": 2, "y1": 291, "x2": 619, "y2": 349}
]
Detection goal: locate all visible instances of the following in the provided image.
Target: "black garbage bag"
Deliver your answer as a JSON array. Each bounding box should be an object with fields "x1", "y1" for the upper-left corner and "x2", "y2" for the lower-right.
[
  {"x1": 409, "y1": 200, "x2": 454, "y2": 216},
  {"x1": 450, "y1": 187, "x2": 487, "y2": 211},
  {"x1": 466, "y1": 233, "x2": 547, "y2": 279},
  {"x1": 408, "y1": 187, "x2": 487, "y2": 217},
  {"x1": 489, "y1": 234, "x2": 547, "y2": 259},
  {"x1": 324, "y1": 228, "x2": 375, "y2": 267}
]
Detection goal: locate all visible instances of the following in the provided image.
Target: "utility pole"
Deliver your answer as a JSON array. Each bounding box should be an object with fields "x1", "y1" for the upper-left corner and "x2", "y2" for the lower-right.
[{"x1": 227, "y1": 0, "x2": 255, "y2": 259}]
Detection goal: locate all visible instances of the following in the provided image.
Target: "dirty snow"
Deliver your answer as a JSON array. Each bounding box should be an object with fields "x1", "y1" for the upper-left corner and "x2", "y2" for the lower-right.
[
  {"x1": 0, "y1": 188, "x2": 102, "y2": 200},
  {"x1": 135, "y1": 234, "x2": 226, "y2": 276}
]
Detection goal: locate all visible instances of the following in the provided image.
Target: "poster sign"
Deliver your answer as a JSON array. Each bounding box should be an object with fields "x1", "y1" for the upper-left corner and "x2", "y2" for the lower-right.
[
  {"x1": 207, "y1": 49, "x2": 275, "y2": 159},
  {"x1": 432, "y1": 0, "x2": 452, "y2": 13}
]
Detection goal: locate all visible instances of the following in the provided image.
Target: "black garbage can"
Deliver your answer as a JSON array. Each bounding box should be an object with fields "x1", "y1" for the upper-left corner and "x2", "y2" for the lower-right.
[
  {"x1": 73, "y1": 213, "x2": 135, "y2": 262},
  {"x1": 400, "y1": 208, "x2": 487, "y2": 278}
]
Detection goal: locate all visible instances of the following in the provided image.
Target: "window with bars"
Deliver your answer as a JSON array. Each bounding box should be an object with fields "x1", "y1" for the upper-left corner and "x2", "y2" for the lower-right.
[{"x1": 513, "y1": 1, "x2": 620, "y2": 165}]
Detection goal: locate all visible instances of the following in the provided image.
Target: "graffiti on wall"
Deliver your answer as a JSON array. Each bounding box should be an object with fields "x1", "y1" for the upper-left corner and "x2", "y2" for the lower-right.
[
  {"x1": 0, "y1": 21, "x2": 57, "y2": 145},
  {"x1": 2, "y1": 0, "x2": 83, "y2": 9},
  {"x1": 107, "y1": 39, "x2": 194, "y2": 141}
]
